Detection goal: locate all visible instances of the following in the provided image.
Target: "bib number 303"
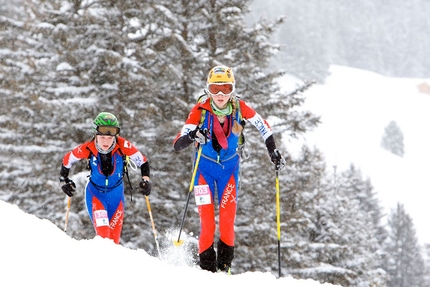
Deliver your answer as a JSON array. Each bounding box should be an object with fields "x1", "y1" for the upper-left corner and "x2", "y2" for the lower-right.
[{"x1": 194, "y1": 184, "x2": 211, "y2": 205}]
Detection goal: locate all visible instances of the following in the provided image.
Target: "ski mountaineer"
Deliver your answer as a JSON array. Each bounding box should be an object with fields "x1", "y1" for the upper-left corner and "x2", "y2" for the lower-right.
[
  {"x1": 59, "y1": 112, "x2": 151, "y2": 244},
  {"x1": 173, "y1": 65, "x2": 285, "y2": 273}
]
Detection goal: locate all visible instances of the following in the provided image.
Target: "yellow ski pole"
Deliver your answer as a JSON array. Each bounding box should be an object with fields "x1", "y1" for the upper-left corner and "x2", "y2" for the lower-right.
[
  {"x1": 275, "y1": 164, "x2": 281, "y2": 278},
  {"x1": 273, "y1": 150, "x2": 284, "y2": 278},
  {"x1": 174, "y1": 145, "x2": 203, "y2": 246},
  {"x1": 64, "y1": 197, "x2": 71, "y2": 232},
  {"x1": 145, "y1": 195, "x2": 161, "y2": 257}
]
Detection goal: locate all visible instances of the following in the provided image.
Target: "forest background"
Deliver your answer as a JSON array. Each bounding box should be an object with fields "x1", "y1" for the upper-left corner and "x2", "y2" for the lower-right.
[{"x1": 1, "y1": 1, "x2": 429, "y2": 286}]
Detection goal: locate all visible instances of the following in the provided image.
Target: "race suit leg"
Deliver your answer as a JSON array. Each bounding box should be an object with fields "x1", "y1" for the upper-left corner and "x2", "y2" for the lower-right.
[
  {"x1": 216, "y1": 157, "x2": 239, "y2": 271},
  {"x1": 196, "y1": 171, "x2": 216, "y2": 254},
  {"x1": 85, "y1": 182, "x2": 125, "y2": 244}
]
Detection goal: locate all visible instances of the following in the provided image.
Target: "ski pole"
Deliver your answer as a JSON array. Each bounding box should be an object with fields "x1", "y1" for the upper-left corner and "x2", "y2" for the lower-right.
[
  {"x1": 145, "y1": 195, "x2": 161, "y2": 257},
  {"x1": 64, "y1": 197, "x2": 71, "y2": 232},
  {"x1": 174, "y1": 145, "x2": 203, "y2": 246},
  {"x1": 275, "y1": 158, "x2": 282, "y2": 278}
]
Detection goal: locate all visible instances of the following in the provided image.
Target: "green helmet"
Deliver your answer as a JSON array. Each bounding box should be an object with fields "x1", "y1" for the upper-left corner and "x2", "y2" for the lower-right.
[{"x1": 92, "y1": 112, "x2": 120, "y2": 135}]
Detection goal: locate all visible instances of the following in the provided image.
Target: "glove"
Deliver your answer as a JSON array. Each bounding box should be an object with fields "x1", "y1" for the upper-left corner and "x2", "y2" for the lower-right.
[
  {"x1": 188, "y1": 127, "x2": 209, "y2": 144},
  {"x1": 59, "y1": 176, "x2": 76, "y2": 197},
  {"x1": 139, "y1": 179, "x2": 151, "y2": 196},
  {"x1": 270, "y1": 149, "x2": 286, "y2": 171}
]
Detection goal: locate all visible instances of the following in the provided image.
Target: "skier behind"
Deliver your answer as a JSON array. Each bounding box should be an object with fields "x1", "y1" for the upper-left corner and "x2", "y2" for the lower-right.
[
  {"x1": 59, "y1": 112, "x2": 151, "y2": 244},
  {"x1": 173, "y1": 65, "x2": 285, "y2": 273}
]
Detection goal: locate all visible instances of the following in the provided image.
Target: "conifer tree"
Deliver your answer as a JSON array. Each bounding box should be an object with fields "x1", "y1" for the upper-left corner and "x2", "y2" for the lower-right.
[
  {"x1": 383, "y1": 203, "x2": 425, "y2": 287},
  {"x1": 331, "y1": 165, "x2": 386, "y2": 286},
  {"x1": 284, "y1": 163, "x2": 386, "y2": 286},
  {"x1": 381, "y1": 120, "x2": 404, "y2": 157},
  {"x1": 424, "y1": 244, "x2": 430, "y2": 285}
]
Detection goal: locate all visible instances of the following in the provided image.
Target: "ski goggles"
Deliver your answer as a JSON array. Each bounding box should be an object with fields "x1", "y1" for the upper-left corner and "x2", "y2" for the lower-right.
[
  {"x1": 207, "y1": 83, "x2": 235, "y2": 96},
  {"x1": 96, "y1": 126, "x2": 120, "y2": 136}
]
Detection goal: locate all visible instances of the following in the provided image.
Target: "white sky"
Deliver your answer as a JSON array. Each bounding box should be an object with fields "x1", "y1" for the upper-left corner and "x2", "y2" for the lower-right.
[
  {"x1": 0, "y1": 199, "x2": 336, "y2": 287},
  {"x1": 284, "y1": 65, "x2": 430, "y2": 245}
]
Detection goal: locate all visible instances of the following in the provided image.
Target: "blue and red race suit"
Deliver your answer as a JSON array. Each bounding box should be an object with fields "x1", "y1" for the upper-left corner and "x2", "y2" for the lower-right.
[
  {"x1": 62, "y1": 136, "x2": 149, "y2": 244},
  {"x1": 173, "y1": 98, "x2": 276, "y2": 254}
]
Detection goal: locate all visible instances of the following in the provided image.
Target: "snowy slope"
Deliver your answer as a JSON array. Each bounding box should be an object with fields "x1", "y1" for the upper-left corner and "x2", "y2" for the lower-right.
[
  {"x1": 284, "y1": 65, "x2": 430, "y2": 244},
  {"x1": 0, "y1": 200, "x2": 337, "y2": 286}
]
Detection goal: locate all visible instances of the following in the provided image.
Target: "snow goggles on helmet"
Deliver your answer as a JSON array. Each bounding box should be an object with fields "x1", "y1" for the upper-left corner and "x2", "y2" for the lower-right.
[
  {"x1": 96, "y1": 126, "x2": 120, "y2": 136},
  {"x1": 207, "y1": 83, "x2": 234, "y2": 96}
]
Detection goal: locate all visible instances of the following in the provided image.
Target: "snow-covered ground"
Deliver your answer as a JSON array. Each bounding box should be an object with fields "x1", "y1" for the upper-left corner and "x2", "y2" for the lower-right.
[
  {"x1": 0, "y1": 200, "x2": 336, "y2": 286},
  {"x1": 284, "y1": 65, "x2": 430, "y2": 245}
]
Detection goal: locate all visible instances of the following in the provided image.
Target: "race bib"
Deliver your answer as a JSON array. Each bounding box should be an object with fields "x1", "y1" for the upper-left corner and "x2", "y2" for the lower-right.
[
  {"x1": 94, "y1": 210, "x2": 109, "y2": 227},
  {"x1": 194, "y1": 184, "x2": 211, "y2": 205}
]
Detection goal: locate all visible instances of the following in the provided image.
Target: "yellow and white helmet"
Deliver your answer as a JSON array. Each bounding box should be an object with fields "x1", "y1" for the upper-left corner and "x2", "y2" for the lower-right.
[
  {"x1": 206, "y1": 65, "x2": 235, "y2": 96},
  {"x1": 207, "y1": 65, "x2": 235, "y2": 84}
]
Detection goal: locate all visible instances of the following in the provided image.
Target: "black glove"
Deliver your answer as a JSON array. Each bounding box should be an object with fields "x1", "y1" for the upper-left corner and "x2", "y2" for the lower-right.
[
  {"x1": 188, "y1": 127, "x2": 209, "y2": 144},
  {"x1": 139, "y1": 179, "x2": 151, "y2": 196},
  {"x1": 59, "y1": 176, "x2": 76, "y2": 197},
  {"x1": 270, "y1": 149, "x2": 286, "y2": 171}
]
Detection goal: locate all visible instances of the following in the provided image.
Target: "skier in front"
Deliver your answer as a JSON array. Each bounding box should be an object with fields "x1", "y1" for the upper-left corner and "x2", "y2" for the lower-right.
[
  {"x1": 59, "y1": 112, "x2": 151, "y2": 244},
  {"x1": 173, "y1": 65, "x2": 285, "y2": 273}
]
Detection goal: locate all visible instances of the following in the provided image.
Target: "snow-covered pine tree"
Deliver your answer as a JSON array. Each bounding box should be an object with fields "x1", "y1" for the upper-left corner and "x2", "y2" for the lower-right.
[
  {"x1": 424, "y1": 244, "x2": 430, "y2": 286},
  {"x1": 289, "y1": 163, "x2": 387, "y2": 286},
  {"x1": 380, "y1": 120, "x2": 404, "y2": 157},
  {"x1": 383, "y1": 203, "x2": 426, "y2": 287}
]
